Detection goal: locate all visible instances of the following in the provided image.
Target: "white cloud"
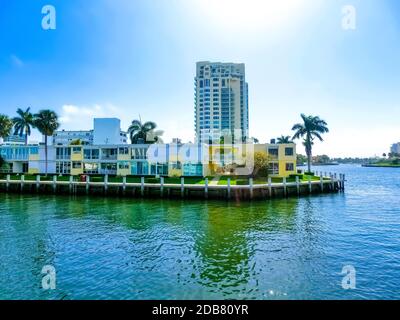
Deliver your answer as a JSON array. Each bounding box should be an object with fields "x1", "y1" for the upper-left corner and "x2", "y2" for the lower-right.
[{"x1": 58, "y1": 104, "x2": 128, "y2": 131}]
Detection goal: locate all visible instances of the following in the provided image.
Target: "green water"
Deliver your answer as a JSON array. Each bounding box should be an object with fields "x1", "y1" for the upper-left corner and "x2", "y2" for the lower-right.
[{"x1": 1, "y1": 164, "x2": 400, "y2": 299}]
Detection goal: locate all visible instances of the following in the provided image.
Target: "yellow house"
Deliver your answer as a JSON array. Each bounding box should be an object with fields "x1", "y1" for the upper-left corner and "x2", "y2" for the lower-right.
[
  {"x1": 207, "y1": 143, "x2": 297, "y2": 177},
  {"x1": 70, "y1": 146, "x2": 84, "y2": 175},
  {"x1": 254, "y1": 143, "x2": 297, "y2": 177}
]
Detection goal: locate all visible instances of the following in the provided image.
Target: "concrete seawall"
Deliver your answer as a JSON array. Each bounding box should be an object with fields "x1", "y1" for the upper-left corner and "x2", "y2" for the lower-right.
[{"x1": 0, "y1": 172, "x2": 345, "y2": 201}]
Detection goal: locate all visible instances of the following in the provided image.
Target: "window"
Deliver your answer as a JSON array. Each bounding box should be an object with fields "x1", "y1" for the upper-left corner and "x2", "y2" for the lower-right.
[
  {"x1": 285, "y1": 147, "x2": 294, "y2": 156},
  {"x1": 56, "y1": 161, "x2": 71, "y2": 174},
  {"x1": 84, "y1": 149, "x2": 99, "y2": 160},
  {"x1": 118, "y1": 162, "x2": 129, "y2": 169},
  {"x1": 72, "y1": 162, "x2": 82, "y2": 169},
  {"x1": 268, "y1": 163, "x2": 279, "y2": 175},
  {"x1": 84, "y1": 163, "x2": 98, "y2": 174},
  {"x1": 119, "y1": 147, "x2": 129, "y2": 155},
  {"x1": 286, "y1": 163, "x2": 294, "y2": 171},
  {"x1": 72, "y1": 147, "x2": 81, "y2": 154},
  {"x1": 268, "y1": 148, "x2": 279, "y2": 157}
]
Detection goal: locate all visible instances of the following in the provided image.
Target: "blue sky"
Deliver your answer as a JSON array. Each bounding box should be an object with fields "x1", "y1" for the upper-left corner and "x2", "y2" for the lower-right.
[{"x1": 0, "y1": 0, "x2": 399, "y2": 157}]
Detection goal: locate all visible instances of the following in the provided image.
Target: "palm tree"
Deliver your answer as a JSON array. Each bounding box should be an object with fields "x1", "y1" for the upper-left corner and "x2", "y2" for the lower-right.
[
  {"x1": 277, "y1": 135, "x2": 292, "y2": 144},
  {"x1": 34, "y1": 110, "x2": 60, "y2": 175},
  {"x1": 0, "y1": 114, "x2": 13, "y2": 139},
  {"x1": 13, "y1": 108, "x2": 35, "y2": 145},
  {"x1": 292, "y1": 114, "x2": 329, "y2": 173},
  {"x1": 127, "y1": 119, "x2": 163, "y2": 144}
]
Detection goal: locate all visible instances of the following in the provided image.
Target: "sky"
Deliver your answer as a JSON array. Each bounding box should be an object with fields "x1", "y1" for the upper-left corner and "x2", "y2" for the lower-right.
[{"x1": 0, "y1": 0, "x2": 399, "y2": 157}]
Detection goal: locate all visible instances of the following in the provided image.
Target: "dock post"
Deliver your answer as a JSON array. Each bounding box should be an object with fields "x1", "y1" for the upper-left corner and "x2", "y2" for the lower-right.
[
  {"x1": 320, "y1": 175, "x2": 324, "y2": 192},
  {"x1": 296, "y1": 176, "x2": 300, "y2": 195},
  {"x1": 308, "y1": 175, "x2": 312, "y2": 194},
  {"x1": 69, "y1": 175, "x2": 73, "y2": 193},
  {"x1": 160, "y1": 176, "x2": 164, "y2": 197},
  {"x1": 342, "y1": 174, "x2": 345, "y2": 190},
  {"x1": 181, "y1": 177, "x2": 184, "y2": 198},
  {"x1": 283, "y1": 177, "x2": 287, "y2": 197},
  {"x1": 122, "y1": 176, "x2": 126, "y2": 195},
  {"x1": 227, "y1": 178, "x2": 231, "y2": 199},
  {"x1": 249, "y1": 177, "x2": 253, "y2": 200},
  {"x1": 104, "y1": 174, "x2": 108, "y2": 194},
  {"x1": 330, "y1": 173, "x2": 334, "y2": 191},
  {"x1": 36, "y1": 175, "x2": 40, "y2": 192},
  {"x1": 268, "y1": 177, "x2": 272, "y2": 197},
  {"x1": 53, "y1": 175, "x2": 57, "y2": 193},
  {"x1": 20, "y1": 174, "x2": 25, "y2": 192},
  {"x1": 204, "y1": 178, "x2": 208, "y2": 199},
  {"x1": 86, "y1": 175, "x2": 90, "y2": 194},
  {"x1": 141, "y1": 176, "x2": 144, "y2": 196},
  {"x1": 6, "y1": 174, "x2": 10, "y2": 191},
  {"x1": 334, "y1": 173, "x2": 338, "y2": 190}
]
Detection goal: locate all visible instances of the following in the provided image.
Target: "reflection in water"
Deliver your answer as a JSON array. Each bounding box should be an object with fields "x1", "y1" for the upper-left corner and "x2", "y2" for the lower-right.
[{"x1": 1, "y1": 165, "x2": 400, "y2": 299}]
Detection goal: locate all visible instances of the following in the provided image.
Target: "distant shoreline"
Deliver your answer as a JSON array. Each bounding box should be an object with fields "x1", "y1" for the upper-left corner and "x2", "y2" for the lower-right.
[
  {"x1": 362, "y1": 164, "x2": 400, "y2": 168},
  {"x1": 297, "y1": 163, "x2": 339, "y2": 167}
]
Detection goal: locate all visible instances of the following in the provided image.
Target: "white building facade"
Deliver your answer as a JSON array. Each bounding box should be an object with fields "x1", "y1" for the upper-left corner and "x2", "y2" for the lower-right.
[
  {"x1": 53, "y1": 118, "x2": 127, "y2": 146},
  {"x1": 390, "y1": 142, "x2": 400, "y2": 155},
  {"x1": 194, "y1": 61, "x2": 249, "y2": 144}
]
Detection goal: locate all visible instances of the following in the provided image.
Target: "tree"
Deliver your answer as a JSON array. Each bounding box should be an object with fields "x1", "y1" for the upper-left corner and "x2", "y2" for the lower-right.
[
  {"x1": 34, "y1": 110, "x2": 60, "y2": 175},
  {"x1": 128, "y1": 119, "x2": 163, "y2": 144},
  {"x1": 70, "y1": 139, "x2": 82, "y2": 145},
  {"x1": 0, "y1": 114, "x2": 13, "y2": 139},
  {"x1": 0, "y1": 154, "x2": 5, "y2": 168},
  {"x1": 292, "y1": 114, "x2": 329, "y2": 173},
  {"x1": 252, "y1": 151, "x2": 270, "y2": 178},
  {"x1": 277, "y1": 135, "x2": 292, "y2": 144},
  {"x1": 12, "y1": 107, "x2": 35, "y2": 145},
  {"x1": 297, "y1": 154, "x2": 307, "y2": 165}
]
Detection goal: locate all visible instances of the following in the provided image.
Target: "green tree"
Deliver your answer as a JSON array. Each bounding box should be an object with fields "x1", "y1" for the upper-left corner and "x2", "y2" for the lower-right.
[
  {"x1": 292, "y1": 114, "x2": 329, "y2": 173},
  {"x1": 296, "y1": 154, "x2": 307, "y2": 165},
  {"x1": 34, "y1": 110, "x2": 60, "y2": 175},
  {"x1": 128, "y1": 119, "x2": 163, "y2": 144},
  {"x1": 252, "y1": 151, "x2": 270, "y2": 178},
  {"x1": 69, "y1": 139, "x2": 82, "y2": 145},
  {"x1": 0, "y1": 114, "x2": 13, "y2": 139},
  {"x1": 12, "y1": 107, "x2": 35, "y2": 145},
  {"x1": 277, "y1": 135, "x2": 292, "y2": 144}
]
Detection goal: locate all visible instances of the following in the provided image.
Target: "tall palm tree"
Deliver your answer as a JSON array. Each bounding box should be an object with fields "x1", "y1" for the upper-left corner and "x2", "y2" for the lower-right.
[
  {"x1": 127, "y1": 119, "x2": 163, "y2": 144},
  {"x1": 277, "y1": 135, "x2": 292, "y2": 144},
  {"x1": 34, "y1": 110, "x2": 60, "y2": 175},
  {"x1": 13, "y1": 108, "x2": 35, "y2": 145},
  {"x1": 0, "y1": 114, "x2": 13, "y2": 139},
  {"x1": 292, "y1": 114, "x2": 329, "y2": 173}
]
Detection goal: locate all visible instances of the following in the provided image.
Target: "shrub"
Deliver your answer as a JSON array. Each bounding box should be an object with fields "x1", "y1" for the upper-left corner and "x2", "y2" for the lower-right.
[
  {"x1": 289, "y1": 173, "x2": 304, "y2": 179},
  {"x1": 146, "y1": 177, "x2": 160, "y2": 183}
]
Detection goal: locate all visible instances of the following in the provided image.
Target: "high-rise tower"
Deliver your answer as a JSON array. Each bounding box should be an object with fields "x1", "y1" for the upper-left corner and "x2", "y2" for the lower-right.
[{"x1": 194, "y1": 61, "x2": 249, "y2": 143}]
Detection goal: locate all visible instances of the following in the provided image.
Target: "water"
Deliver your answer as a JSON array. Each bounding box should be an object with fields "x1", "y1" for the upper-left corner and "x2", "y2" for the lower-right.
[{"x1": 0, "y1": 164, "x2": 399, "y2": 300}]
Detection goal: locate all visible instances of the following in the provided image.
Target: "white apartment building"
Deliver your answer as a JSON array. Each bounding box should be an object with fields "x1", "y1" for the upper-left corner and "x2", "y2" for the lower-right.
[
  {"x1": 53, "y1": 118, "x2": 127, "y2": 146},
  {"x1": 390, "y1": 142, "x2": 400, "y2": 155},
  {"x1": 194, "y1": 61, "x2": 249, "y2": 144}
]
